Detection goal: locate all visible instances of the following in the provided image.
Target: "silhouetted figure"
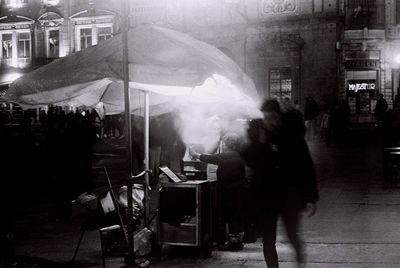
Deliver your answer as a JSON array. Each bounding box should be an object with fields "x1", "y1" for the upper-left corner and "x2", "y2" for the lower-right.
[
  {"x1": 304, "y1": 97, "x2": 318, "y2": 141},
  {"x1": 330, "y1": 100, "x2": 350, "y2": 147},
  {"x1": 256, "y1": 99, "x2": 319, "y2": 267},
  {"x1": 320, "y1": 105, "x2": 332, "y2": 146},
  {"x1": 281, "y1": 97, "x2": 305, "y2": 138},
  {"x1": 374, "y1": 93, "x2": 388, "y2": 129},
  {"x1": 190, "y1": 133, "x2": 246, "y2": 251},
  {"x1": 241, "y1": 118, "x2": 267, "y2": 243}
]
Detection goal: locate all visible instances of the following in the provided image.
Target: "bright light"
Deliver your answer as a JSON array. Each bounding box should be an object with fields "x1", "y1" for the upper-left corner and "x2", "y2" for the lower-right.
[
  {"x1": 43, "y1": 0, "x2": 60, "y2": 6},
  {"x1": 3, "y1": 72, "x2": 23, "y2": 83},
  {"x1": 395, "y1": 55, "x2": 400, "y2": 64},
  {"x1": 7, "y1": 0, "x2": 23, "y2": 8}
]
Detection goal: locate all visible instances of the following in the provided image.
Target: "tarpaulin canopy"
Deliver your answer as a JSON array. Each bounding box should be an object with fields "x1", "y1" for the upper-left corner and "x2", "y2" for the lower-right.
[{"x1": 3, "y1": 24, "x2": 260, "y2": 118}]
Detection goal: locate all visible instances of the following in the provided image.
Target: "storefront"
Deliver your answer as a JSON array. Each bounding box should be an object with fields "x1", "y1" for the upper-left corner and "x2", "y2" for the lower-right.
[{"x1": 344, "y1": 56, "x2": 380, "y2": 122}]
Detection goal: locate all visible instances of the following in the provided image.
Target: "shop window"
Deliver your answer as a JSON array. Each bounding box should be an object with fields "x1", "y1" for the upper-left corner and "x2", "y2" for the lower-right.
[
  {"x1": 269, "y1": 67, "x2": 292, "y2": 101},
  {"x1": 2, "y1": 34, "x2": 12, "y2": 59},
  {"x1": 344, "y1": 0, "x2": 385, "y2": 30},
  {"x1": 98, "y1": 27, "x2": 112, "y2": 43},
  {"x1": 17, "y1": 32, "x2": 30, "y2": 58},
  {"x1": 80, "y1": 28, "x2": 92, "y2": 50},
  {"x1": 346, "y1": 70, "x2": 378, "y2": 114},
  {"x1": 47, "y1": 30, "x2": 59, "y2": 58}
]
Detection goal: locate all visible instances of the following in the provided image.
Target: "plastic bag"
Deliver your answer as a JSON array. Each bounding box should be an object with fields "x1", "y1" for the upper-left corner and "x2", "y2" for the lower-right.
[{"x1": 118, "y1": 184, "x2": 144, "y2": 219}]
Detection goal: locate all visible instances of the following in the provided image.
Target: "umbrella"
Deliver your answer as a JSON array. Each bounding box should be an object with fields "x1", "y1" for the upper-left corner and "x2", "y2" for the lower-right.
[{"x1": 3, "y1": 24, "x2": 260, "y2": 118}]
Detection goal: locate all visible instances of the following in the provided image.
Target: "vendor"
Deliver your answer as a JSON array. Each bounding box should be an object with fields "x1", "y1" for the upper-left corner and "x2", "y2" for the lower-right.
[{"x1": 189, "y1": 132, "x2": 246, "y2": 251}]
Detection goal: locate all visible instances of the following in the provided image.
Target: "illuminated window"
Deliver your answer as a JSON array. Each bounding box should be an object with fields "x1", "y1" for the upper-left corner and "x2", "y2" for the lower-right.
[
  {"x1": 47, "y1": 30, "x2": 59, "y2": 58},
  {"x1": 80, "y1": 28, "x2": 92, "y2": 49},
  {"x1": 17, "y1": 32, "x2": 30, "y2": 58},
  {"x1": 269, "y1": 67, "x2": 292, "y2": 101},
  {"x1": 43, "y1": 0, "x2": 60, "y2": 6},
  {"x1": 98, "y1": 27, "x2": 112, "y2": 43},
  {"x1": 4, "y1": 0, "x2": 28, "y2": 8},
  {"x1": 2, "y1": 34, "x2": 12, "y2": 59}
]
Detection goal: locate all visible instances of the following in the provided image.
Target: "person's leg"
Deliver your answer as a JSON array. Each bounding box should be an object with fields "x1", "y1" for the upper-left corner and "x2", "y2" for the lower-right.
[
  {"x1": 262, "y1": 210, "x2": 279, "y2": 268},
  {"x1": 281, "y1": 209, "x2": 304, "y2": 264},
  {"x1": 219, "y1": 190, "x2": 244, "y2": 251}
]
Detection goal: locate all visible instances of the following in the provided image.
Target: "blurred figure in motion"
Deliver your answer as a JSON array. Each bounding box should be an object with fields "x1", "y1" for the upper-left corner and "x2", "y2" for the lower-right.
[
  {"x1": 303, "y1": 96, "x2": 318, "y2": 141},
  {"x1": 255, "y1": 99, "x2": 319, "y2": 267}
]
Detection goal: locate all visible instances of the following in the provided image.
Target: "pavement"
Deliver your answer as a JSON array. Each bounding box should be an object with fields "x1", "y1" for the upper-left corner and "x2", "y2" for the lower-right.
[{"x1": 10, "y1": 132, "x2": 400, "y2": 267}]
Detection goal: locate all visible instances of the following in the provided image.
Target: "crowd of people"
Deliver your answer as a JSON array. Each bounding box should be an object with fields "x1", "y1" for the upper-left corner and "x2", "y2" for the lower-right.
[{"x1": 38, "y1": 106, "x2": 100, "y2": 218}]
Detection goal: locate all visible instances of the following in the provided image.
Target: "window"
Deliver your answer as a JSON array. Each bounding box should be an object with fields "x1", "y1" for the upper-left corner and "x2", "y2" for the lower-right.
[
  {"x1": 2, "y1": 34, "x2": 12, "y2": 59},
  {"x1": 98, "y1": 27, "x2": 112, "y2": 43},
  {"x1": 43, "y1": 0, "x2": 60, "y2": 5},
  {"x1": 48, "y1": 30, "x2": 59, "y2": 58},
  {"x1": 344, "y1": 0, "x2": 384, "y2": 30},
  {"x1": 4, "y1": 0, "x2": 28, "y2": 8},
  {"x1": 17, "y1": 32, "x2": 30, "y2": 58},
  {"x1": 269, "y1": 67, "x2": 292, "y2": 101},
  {"x1": 80, "y1": 28, "x2": 92, "y2": 49}
]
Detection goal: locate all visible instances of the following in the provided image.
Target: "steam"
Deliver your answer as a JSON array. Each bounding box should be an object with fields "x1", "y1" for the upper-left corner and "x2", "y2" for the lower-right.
[{"x1": 174, "y1": 103, "x2": 261, "y2": 153}]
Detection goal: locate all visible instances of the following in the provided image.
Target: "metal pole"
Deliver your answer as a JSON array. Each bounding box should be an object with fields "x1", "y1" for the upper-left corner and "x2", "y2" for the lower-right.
[
  {"x1": 121, "y1": 0, "x2": 135, "y2": 265},
  {"x1": 144, "y1": 91, "x2": 150, "y2": 225}
]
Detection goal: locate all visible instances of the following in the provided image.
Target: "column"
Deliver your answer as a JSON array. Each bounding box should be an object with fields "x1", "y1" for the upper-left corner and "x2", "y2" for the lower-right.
[
  {"x1": 92, "y1": 25, "x2": 98, "y2": 46},
  {"x1": 0, "y1": 34, "x2": 3, "y2": 67},
  {"x1": 11, "y1": 31, "x2": 18, "y2": 67}
]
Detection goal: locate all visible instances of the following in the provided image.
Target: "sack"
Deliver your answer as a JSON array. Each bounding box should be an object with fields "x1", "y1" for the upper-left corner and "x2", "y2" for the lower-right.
[
  {"x1": 119, "y1": 184, "x2": 144, "y2": 219},
  {"x1": 134, "y1": 228, "x2": 153, "y2": 256}
]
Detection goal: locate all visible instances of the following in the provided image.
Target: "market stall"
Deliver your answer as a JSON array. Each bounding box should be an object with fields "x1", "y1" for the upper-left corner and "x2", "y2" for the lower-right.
[{"x1": 1, "y1": 23, "x2": 261, "y2": 261}]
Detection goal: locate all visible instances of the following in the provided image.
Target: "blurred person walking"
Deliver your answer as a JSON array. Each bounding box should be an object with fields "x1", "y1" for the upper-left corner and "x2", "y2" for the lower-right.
[
  {"x1": 374, "y1": 93, "x2": 388, "y2": 129},
  {"x1": 254, "y1": 99, "x2": 319, "y2": 267},
  {"x1": 303, "y1": 97, "x2": 318, "y2": 141}
]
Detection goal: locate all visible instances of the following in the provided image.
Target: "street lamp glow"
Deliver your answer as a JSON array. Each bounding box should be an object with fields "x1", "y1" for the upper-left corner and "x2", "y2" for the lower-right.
[
  {"x1": 395, "y1": 55, "x2": 400, "y2": 64},
  {"x1": 4, "y1": 72, "x2": 22, "y2": 83}
]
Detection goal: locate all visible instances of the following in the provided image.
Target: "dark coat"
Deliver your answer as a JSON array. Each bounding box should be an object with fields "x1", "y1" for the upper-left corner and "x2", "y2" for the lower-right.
[
  {"x1": 200, "y1": 151, "x2": 246, "y2": 190},
  {"x1": 243, "y1": 116, "x2": 319, "y2": 213},
  {"x1": 199, "y1": 151, "x2": 246, "y2": 223}
]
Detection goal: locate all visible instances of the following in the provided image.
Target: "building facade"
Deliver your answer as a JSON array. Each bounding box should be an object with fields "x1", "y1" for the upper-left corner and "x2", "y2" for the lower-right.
[
  {"x1": 1, "y1": 0, "x2": 400, "y2": 120},
  {"x1": 0, "y1": 0, "x2": 120, "y2": 69}
]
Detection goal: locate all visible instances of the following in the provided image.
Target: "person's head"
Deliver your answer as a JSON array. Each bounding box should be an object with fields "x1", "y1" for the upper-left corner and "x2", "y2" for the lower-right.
[
  {"x1": 261, "y1": 99, "x2": 280, "y2": 114},
  {"x1": 260, "y1": 99, "x2": 281, "y2": 134},
  {"x1": 222, "y1": 132, "x2": 241, "y2": 151},
  {"x1": 282, "y1": 97, "x2": 290, "y2": 104},
  {"x1": 379, "y1": 93, "x2": 384, "y2": 99},
  {"x1": 281, "y1": 97, "x2": 294, "y2": 112}
]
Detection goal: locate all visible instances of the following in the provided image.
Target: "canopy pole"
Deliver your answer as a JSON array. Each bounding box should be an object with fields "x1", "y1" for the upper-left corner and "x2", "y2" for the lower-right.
[
  {"x1": 144, "y1": 91, "x2": 150, "y2": 225},
  {"x1": 121, "y1": 0, "x2": 135, "y2": 265}
]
